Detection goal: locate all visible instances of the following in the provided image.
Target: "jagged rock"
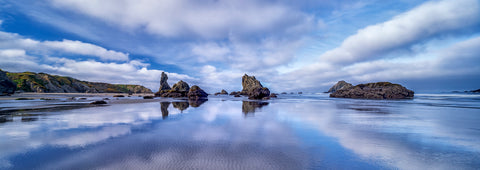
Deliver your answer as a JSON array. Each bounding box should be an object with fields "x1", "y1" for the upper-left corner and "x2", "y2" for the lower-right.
[
  {"x1": 0, "y1": 69, "x2": 16, "y2": 96},
  {"x1": 188, "y1": 85, "x2": 208, "y2": 100},
  {"x1": 327, "y1": 80, "x2": 353, "y2": 93},
  {"x1": 269, "y1": 93, "x2": 278, "y2": 98},
  {"x1": 241, "y1": 74, "x2": 270, "y2": 99},
  {"x1": 330, "y1": 82, "x2": 414, "y2": 99},
  {"x1": 215, "y1": 89, "x2": 228, "y2": 95},
  {"x1": 241, "y1": 74, "x2": 263, "y2": 93},
  {"x1": 159, "y1": 72, "x2": 171, "y2": 91},
  {"x1": 90, "y1": 100, "x2": 107, "y2": 104}
]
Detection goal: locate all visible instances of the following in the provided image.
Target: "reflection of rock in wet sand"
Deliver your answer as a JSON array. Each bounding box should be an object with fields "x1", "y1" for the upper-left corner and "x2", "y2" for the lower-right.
[
  {"x1": 189, "y1": 99, "x2": 207, "y2": 107},
  {"x1": 160, "y1": 102, "x2": 170, "y2": 119},
  {"x1": 172, "y1": 102, "x2": 189, "y2": 112},
  {"x1": 242, "y1": 101, "x2": 269, "y2": 116}
]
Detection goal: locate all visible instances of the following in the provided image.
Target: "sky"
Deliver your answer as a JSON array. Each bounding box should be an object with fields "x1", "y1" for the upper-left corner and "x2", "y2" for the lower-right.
[{"x1": 0, "y1": 0, "x2": 479, "y2": 93}]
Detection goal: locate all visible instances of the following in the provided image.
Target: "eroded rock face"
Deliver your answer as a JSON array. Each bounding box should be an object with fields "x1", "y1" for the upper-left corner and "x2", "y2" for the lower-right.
[
  {"x1": 188, "y1": 85, "x2": 208, "y2": 100},
  {"x1": 159, "y1": 72, "x2": 171, "y2": 91},
  {"x1": 327, "y1": 80, "x2": 353, "y2": 93},
  {"x1": 241, "y1": 74, "x2": 263, "y2": 93},
  {"x1": 0, "y1": 70, "x2": 16, "y2": 96},
  {"x1": 241, "y1": 74, "x2": 270, "y2": 99},
  {"x1": 330, "y1": 82, "x2": 414, "y2": 99},
  {"x1": 171, "y1": 80, "x2": 190, "y2": 92}
]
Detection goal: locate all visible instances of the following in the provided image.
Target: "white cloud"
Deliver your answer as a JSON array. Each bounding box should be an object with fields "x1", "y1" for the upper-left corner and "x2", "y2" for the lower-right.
[
  {"x1": 49, "y1": 0, "x2": 311, "y2": 39},
  {"x1": 43, "y1": 39, "x2": 129, "y2": 61},
  {"x1": 0, "y1": 30, "x2": 195, "y2": 91},
  {"x1": 0, "y1": 31, "x2": 128, "y2": 61},
  {"x1": 321, "y1": 0, "x2": 480, "y2": 64}
]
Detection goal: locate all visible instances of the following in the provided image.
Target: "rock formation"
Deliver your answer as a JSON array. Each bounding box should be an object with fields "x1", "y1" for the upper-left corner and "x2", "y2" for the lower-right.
[
  {"x1": 159, "y1": 72, "x2": 171, "y2": 91},
  {"x1": 188, "y1": 85, "x2": 208, "y2": 100},
  {"x1": 0, "y1": 69, "x2": 16, "y2": 96},
  {"x1": 330, "y1": 82, "x2": 414, "y2": 99},
  {"x1": 215, "y1": 89, "x2": 228, "y2": 95},
  {"x1": 171, "y1": 80, "x2": 190, "y2": 92},
  {"x1": 470, "y1": 89, "x2": 480, "y2": 93},
  {"x1": 327, "y1": 80, "x2": 353, "y2": 93},
  {"x1": 4, "y1": 71, "x2": 152, "y2": 93},
  {"x1": 240, "y1": 74, "x2": 270, "y2": 99}
]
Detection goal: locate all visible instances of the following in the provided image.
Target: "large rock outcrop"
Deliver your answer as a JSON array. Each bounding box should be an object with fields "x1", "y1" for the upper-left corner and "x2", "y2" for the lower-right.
[
  {"x1": 156, "y1": 80, "x2": 190, "y2": 97},
  {"x1": 240, "y1": 74, "x2": 270, "y2": 99},
  {"x1": 327, "y1": 80, "x2": 353, "y2": 93},
  {"x1": 330, "y1": 82, "x2": 414, "y2": 99},
  {"x1": 0, "y1": 69, "x2": 16, "y2": 95},
  {"x1": 5, "y1": 71, "x2": 152, "y2": 93},
  {"x1": 188, "y1": 85, "x2": 208, "y2": 100},
  {"x1": 158, "y1": 72, "x2": 171, "y2": 91}
]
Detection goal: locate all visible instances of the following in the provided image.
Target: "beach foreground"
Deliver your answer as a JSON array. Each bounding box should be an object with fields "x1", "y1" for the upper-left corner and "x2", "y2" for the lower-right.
[{"x1": 0, "y1": 93, "x2": 479, "y2": 169}]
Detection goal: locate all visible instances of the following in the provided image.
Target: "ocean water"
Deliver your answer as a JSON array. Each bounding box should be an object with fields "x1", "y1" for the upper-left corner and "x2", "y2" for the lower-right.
[{"x1": 0, "y1": 93, "x2": 479, "y2": 169}]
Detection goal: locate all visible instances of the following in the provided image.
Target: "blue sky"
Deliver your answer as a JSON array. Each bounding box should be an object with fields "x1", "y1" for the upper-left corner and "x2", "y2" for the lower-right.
[{"x1": 0, "y1": 0, "x2": 479, "y2": 93}]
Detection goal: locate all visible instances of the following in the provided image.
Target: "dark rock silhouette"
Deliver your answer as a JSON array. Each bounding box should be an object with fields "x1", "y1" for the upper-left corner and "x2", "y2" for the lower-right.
[
  {"x1": 159, "y1": 72, "x2": 171, "y2": 91},
  {"x1": 0, "y1": 69, "x2": 16, "y2": 96},
  {"x1": 188, "y1": 85, "x2": 208, "y2": 100},
  {"x1": 189, "y1": 99, "x2": 207, "y2": 107},
  {"x1": 172, "y1": 101, "x2": 189, "y2": 112},
  {"x1": 330, "y1": 82, "x2": 414, "y2": 99},
  {"x1": 90, "y1": 100, "x2": 107, "y2": 104},
  {"x1": 242, "y1": 101, "x2": 269, "y2": 115},
  {"x1": 470, "y1": 89, "x2": 480, "y2": 93},
  {"x1": 143, "y1": 96, "x2": 154, "y2": 99},
  {"x1": 327, "y1": 80, "x2": 353, "y2": 93},
  {"x1": 160, "y1": 102, "x2": 170, "y2": 119},
  {"x1": 269, "y1": 93, "x2": 278, "y2": 98},
  {"x1": 215, "y1": 89, "x2": 228, "y2": 95},
  {"x1": 240, "y1": 74, "x2": 270, "y2": 99}
]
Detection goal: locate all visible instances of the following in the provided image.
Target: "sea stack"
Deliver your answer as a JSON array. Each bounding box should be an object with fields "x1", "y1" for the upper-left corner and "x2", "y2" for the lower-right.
[
  {"x1": 241, "y1": 74, "x2": 270, "y2": 99},
  {"x1": 327, "y1": 80, "x2": 353, "y2": 93},
  {"x1": 330, "y1": 82, "x2": 414, "y2": 99},
  {"x1": 159, "y1": 72, "x2": 171, "y2": 91},
  {"x1": 0, "y1": 69, "x2": 16, "y2": 96}
]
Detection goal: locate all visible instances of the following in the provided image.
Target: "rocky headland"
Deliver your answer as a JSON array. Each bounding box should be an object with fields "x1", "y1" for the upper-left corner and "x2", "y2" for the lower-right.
[
  {"x1": 329, "y1": 81, "x2": 414, "y2": 99},
  {"x1": 0, "y1": 69, "x2": 16, "y2": 96},
  {"x1": 3, "y1": 70, "x2": 151, "y2": 94}
]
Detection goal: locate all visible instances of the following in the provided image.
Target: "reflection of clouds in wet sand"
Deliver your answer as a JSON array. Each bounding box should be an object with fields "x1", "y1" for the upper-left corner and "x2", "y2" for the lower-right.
[
  {"x1": 52, "y1": 125, "x2": 131, "y2": 147},
  {"x1": 37, "y1": 100, "x2": 306, "y2": 170},
  {"x1": 0, "y1": 101, "x2": 206, "y2": 168},
  {"x1": 277, "y1": 101, "x2": 480, "y2": 169}
]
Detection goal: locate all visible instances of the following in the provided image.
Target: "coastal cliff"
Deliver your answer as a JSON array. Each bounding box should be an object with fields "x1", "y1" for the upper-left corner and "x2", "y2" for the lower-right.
[{"x1": 5, "y1": 71, "x2": 152, "y2": 93}]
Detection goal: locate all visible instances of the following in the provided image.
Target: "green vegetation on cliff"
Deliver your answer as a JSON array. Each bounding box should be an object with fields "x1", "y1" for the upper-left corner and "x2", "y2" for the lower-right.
[{"x1": 6, "y1": 71, "x2": 152, "y2": 93}]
